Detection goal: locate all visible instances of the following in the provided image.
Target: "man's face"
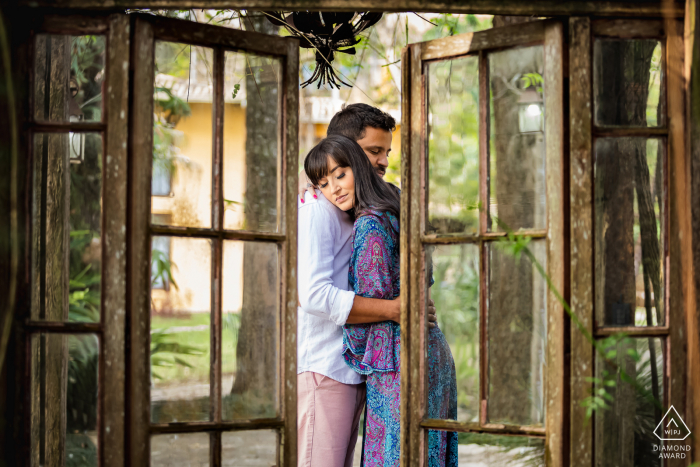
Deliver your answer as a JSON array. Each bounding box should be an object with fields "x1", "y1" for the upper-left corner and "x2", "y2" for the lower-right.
[{"x1": 355, "y1": 126, "x2": 393, "y2": 178}]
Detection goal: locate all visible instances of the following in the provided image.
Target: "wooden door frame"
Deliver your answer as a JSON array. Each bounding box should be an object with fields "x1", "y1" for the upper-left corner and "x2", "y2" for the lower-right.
[
  {"x1": 127, "y1": 12, "x2": 299, "y2": 466},
  {"x1": 400, "y1": 19, "x2": 567, "y2": 466}
]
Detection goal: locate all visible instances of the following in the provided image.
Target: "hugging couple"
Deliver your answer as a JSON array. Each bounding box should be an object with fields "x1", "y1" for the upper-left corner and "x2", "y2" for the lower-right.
[{"x1": 297, "y1": 104, "x2": 458, "y2": 467}]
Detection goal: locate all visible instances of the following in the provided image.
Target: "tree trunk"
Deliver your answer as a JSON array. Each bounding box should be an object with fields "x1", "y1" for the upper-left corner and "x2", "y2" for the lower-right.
[{"x1": 230, "y1": 15, "x2": 280, "y2": 416}]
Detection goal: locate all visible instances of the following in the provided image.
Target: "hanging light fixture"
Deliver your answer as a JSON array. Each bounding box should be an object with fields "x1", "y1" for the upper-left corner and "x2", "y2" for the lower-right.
[
  {"x1": 265, "y1": 11, "x2": 383, "y2": 89},
  {"x1": 517, "y1": 86, "x2": 544, "y2": 134}
]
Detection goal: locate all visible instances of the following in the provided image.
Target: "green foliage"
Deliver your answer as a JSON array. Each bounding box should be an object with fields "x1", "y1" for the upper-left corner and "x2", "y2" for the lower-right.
[{"x1": 150, "y1": 328, "x2": 206, "y2": 381}]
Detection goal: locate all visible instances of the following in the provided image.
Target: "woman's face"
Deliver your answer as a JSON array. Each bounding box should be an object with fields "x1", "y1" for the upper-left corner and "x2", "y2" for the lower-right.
[{"x1": 317, "y1": 155, "x2": 355, "y2": 211}]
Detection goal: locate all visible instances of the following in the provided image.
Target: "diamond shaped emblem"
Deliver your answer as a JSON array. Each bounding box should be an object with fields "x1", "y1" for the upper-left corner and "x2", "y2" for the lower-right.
[{"x1": 654, "y1": 406, "x2": 691, "y2": 441}]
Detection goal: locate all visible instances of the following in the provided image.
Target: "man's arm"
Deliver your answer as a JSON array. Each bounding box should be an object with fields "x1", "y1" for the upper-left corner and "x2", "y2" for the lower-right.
[{"x1": 346, "y1": 297, "x2": 437, "y2": 328}]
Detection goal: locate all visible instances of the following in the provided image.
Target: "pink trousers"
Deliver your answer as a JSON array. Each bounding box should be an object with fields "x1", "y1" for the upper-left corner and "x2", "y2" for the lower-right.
[{"x1": 297, "y1": 372, "x2": 366, "y2": 467}]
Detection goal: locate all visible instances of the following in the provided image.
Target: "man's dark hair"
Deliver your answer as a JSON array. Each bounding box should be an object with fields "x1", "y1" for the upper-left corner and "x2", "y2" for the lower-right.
[{"x1": 326, "y1": 103, "x2": 396, "y2": 141}]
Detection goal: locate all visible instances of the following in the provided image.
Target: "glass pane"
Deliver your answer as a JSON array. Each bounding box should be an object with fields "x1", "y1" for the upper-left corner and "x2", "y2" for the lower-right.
[
  {"x1": 151, "y1": 433, "x2": 209, "y2": 466},
  {"x1": 449, "y1": 431, "x2": 545, "y2": 466},
  {"x1": 594, "y1": 39, "x2": 664, "y2": 127},
  {"x1": 34, "y1": 35, "x2": 105, "y2": 123},
  {"x1": 152, "y1": 42, "x2": 213, "y2": 229},
  {"x1": 487, "y1": 240, "x2": 546, "y2": 427},
  {"x1": 150, "y1": 236, "x2": 212, "y2": 423},
  {"x1": 222, "y1": 241, "x2": 279, "y2": 420},
  {"x1": 594, "y1": 138, "x2": 665, "y2": 327},
  {"x1": 489, "y1": 46, "x2": 546, "y2": 233},
  {"x1": 30, "y1": 333, "x2": 99, "y2": 466},
  {"x1": 31, "y1": 133, "x2": 102, "y2": 323},
  {"x1": 221, "y1": 430, "x2": 277, "y2": 466},
  {"x1": 426, "y1": 56, "x2": 480, "y2": 235},
  {"x1": 426, "y1": 244, "x2": 480, "y2": 423},
  {"x1": 594, "y1": 337, "x2": 665, "y2": 466},
  {"x1": 223, "y1": 51, "x2": 282, "y2": 232}
]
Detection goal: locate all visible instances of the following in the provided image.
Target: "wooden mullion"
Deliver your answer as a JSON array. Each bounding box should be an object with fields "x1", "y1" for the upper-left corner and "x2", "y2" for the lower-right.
[
  {"x1": 478, "y1": 238, "x2": 488, "y2": 426},
  {"x1": 210, "y1": 431, "x2": 221, "y2": 467},
  {"x1": 421, "y1": 418, "x2": 546, "y2": 437},
  {"x1": 210, "y1": 46, "x2": 224, "y2": 433},
  {"x1": 25, "y1": 321, "x2": 102, "y2": 333},
  {"x1": 127, "y1": 16, "x2": 154, "y2": 467},
  {"x1": 150, "y1": 225, "x2": 286, "y2": 242},
  {"x1": 568, "y1": 17, "x2": 594, "y2": 467},
  {"x1": 544, "y1": 20, "x2": 567, "y2": 467},
  {"x1": 477, "y1": 49, "x2": 489, "y2": 428},
  {"x1": 591, "y1": 19, "x2": 665, "y2": 38},
  {"x1": 281, "y1": 38, "x2": 299, "y2": 467},
  {"x1": 26, "y1": 122, "x2": 106, "y2": 132},
  {"x1": 38, "y1": 14, "x2": 110, "y2": 35},
  {"x1": 593, "y1": 126, "x2": 668, "y2": 137},
  {"x1": 102, "y1": 13, "x2": 130, "y2": 467},
  {"x1": 144, "y1": 13, "x2": 290, "y2": 57},
  {"x1": 149, "y1": 418, "x2": 284, "y2": 434},
  {"x1": 594, "y1": 326, "x2": 669, "y2": 337}
]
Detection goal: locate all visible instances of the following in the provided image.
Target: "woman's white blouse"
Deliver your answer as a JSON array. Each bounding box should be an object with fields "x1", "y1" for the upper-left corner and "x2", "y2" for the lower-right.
[{"x1": 296, "y1": 190, "x2": 362, "y2": 385}]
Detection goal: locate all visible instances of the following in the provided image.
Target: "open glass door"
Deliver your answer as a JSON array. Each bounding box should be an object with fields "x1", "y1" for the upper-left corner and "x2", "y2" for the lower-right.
[
  {"x1": 400, "y1": 20, "x2": 566, "y2": 466},
  {"x1": 128, "y1": 14, "x2": 299, "y2": 466}
]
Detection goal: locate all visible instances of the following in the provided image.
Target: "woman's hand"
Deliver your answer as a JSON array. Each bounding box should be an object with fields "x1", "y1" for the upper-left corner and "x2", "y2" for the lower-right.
[{"x1": 298, "y1": 169, "x2": 317, "y2": 203}]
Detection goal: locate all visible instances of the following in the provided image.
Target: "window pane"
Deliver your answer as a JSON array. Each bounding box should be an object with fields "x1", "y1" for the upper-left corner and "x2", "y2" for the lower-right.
[
  {"x1": 594, "y1": 337, "x2": 665, "y2": 466},
  {"x1": 34, "y1": 35, "x2": 105, "y2": 123},
  {"x1": 221, "y1": 430, "x2": 278, "y2": 466},
  {"x1": 151, "y1": 237, "x2": 212, "y2": 423},
  {"x1": 31, "y1": 132, "x2": 102, "y2": 323},
  {"x1": 487, "y1": 240, "x2": 546, "y2": 427},
  {"x1": 444, "y1": 431, "x2": 544, "y2": 466},
  {"x1": 426, "y1": 56, "x2": 480, "y2": 235},
  {"x1": 426, "y1": 244, "x2": 480, "y2": 423},
  {"x1": 151, "y1": 433, "x2": 209, "y2": 466},
  {"x1": 222, "y1": 241, "x2": 279, "y2": 420},
  {"x1": 30, "y1": 333, "x2": 99, "y2": 466},
  {"x1": 489, "y1": 45, "x2": 546, "y2": 233},
  {"x1": 594, "y1": 39, "x2": 664, "y2": 127},
  {"x1": 223, "y1": 51, "x2": 282, "y2": 232},
  {"x1": 594, "y1": 138, "x2": 665, "y2": 327},
  {"x1": 152, "y1": 42, "x2": 213, "y2": 228}
]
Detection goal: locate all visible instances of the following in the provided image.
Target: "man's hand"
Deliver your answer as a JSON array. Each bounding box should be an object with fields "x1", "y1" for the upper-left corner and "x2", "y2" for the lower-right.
[
  {"x1": 298, "y1": 169, "x2": 317, "y2": 203},
  {"x1": 388, "y1": 297, "x2": 438, "y2": 328}
]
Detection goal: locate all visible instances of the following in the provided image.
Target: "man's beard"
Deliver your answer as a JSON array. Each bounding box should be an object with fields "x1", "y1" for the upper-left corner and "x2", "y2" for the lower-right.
[{"x1": 375, "y1": 166, "x2": 386, "y2": 177}]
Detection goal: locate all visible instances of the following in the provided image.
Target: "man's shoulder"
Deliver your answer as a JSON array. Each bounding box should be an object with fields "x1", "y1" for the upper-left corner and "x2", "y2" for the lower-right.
[{"x1": 298, "y1": 192, "x2": 350, "y2": 225}]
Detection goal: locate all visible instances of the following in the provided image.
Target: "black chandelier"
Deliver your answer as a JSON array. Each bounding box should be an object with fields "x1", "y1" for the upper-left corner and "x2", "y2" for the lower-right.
[{"x1": 265, "y1": 11, "x2": 383, "y2": 89}]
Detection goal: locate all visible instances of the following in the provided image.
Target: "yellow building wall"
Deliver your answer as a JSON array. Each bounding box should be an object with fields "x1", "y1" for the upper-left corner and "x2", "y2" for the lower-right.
[{"x1": 152, "y1": 102, "x2": 246, "y2": 314}]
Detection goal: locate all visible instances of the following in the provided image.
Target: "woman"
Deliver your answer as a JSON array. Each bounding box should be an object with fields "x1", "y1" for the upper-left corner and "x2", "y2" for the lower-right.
[{"x1": 304, "y1": 135, "x2": 458, "y2": 467}]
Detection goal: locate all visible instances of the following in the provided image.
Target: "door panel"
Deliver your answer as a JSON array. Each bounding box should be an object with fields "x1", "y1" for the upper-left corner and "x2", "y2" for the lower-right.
[
  {"x1": 401, "y1": 20, "x2": 565, "y2": 466},
  {"x1": 129, "y1": 14, "x2": 298, "y2": 467}
]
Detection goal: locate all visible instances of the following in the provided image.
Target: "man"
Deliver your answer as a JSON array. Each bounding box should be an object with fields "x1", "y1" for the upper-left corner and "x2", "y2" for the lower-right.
[{"x1": 296, "y1": 104, "x2": 436, "y2": 467}]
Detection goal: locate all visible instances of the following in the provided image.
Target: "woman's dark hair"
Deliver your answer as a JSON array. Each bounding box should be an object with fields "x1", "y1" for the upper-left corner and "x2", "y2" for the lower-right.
[{"x1": 304, "y1": 134, "x2": 400, "y2": 225}]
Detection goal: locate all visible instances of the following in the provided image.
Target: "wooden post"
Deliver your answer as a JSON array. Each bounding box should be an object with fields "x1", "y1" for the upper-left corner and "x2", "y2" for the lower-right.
[
  {"x1": 568, "y1": 16, "x2": 594, "y2": 467},
  {"x1": 31, "y1": 33, "x2": 70, "y2": 467},
  {"x1": 684, "y1": 0, "x2": 700, "y2": 461}
]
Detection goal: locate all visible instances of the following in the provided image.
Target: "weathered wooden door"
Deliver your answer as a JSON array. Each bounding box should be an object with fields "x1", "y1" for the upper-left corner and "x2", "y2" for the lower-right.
[
  {"x1": 399, "y1": 20, "x2": 566, "y2": 466},
  {"x1": 127, "y1": 14, "x2": 299, "y2": 467}
]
